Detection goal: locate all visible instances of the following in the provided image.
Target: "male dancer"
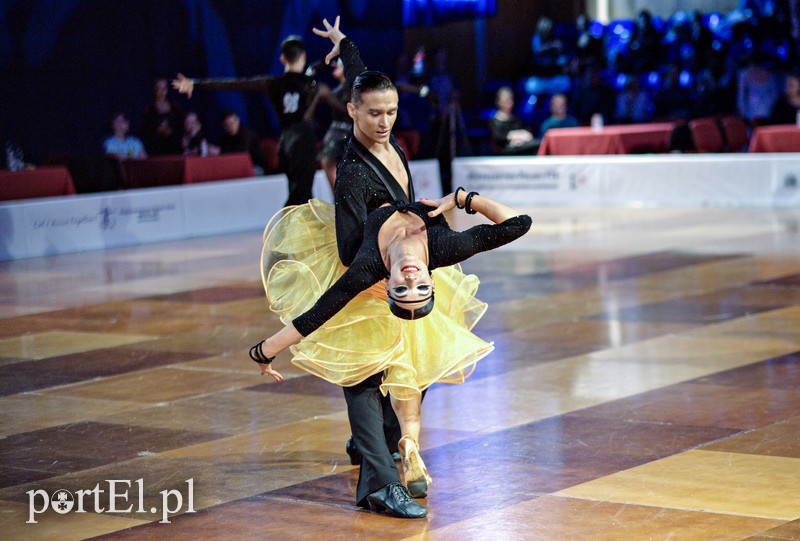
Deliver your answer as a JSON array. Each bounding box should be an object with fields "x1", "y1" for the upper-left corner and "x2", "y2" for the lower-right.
[
  {"x1": 313, "y1": 17, "x2": 427, "y2": 518},
  {"x1": 172, "y1": 36, "x2": 320, "y2": 205}
]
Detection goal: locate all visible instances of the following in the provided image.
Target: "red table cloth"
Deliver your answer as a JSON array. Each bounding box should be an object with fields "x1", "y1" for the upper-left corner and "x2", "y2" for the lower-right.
[
  {"x1": 538, "y1": 123, "x2": 675, "y2": 156},
  {"x1": 0, "y1": 167, "x2": 76, "y2": 201},
  {"x1": 748, "y1": 125, "x2": 800, "y2": 152},
  {"x1": 122, "y1": 156, "x2": 186, "y2": 188},
  {"x1": 183, "y1": 153, "x2": 255, "y2": 183}
]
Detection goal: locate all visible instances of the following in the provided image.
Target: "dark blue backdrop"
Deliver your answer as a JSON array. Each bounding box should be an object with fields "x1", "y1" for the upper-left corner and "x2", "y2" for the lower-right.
[{"x1": 0, "y1": 0, "x2": 404, "y2": 162}]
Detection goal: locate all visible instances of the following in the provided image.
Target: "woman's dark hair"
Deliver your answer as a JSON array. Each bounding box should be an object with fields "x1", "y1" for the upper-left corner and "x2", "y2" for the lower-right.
[
  {"x1": 388, "y1": 293, "x2": 435, "y2": 320},
  {"x1": 351, "y1": 70, "x2": 397, "y2": 104}
]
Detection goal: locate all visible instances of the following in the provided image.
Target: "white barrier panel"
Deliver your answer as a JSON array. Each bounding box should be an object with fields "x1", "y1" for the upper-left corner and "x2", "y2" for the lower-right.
[
  {"x1": 453, "y1": 154, "x2": 800, "y2": 208},
  {"x1": 5, "y1": 154, "x2": 797, "y2": 261},
  {"x1": 0, "y1": 175, "x2": 288, "y2": 261},
  {"x1": 0, "y1": 160, "x2": 443, "y2": 261}
]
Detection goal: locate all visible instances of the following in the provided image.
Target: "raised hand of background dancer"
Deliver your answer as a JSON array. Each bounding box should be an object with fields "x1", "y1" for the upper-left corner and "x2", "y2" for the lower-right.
[
  {"x1": 312, "y1": 16, "x2": 346, "y2": 64},
  {"x1": 171, "y1": 73, "x2": 194, "y2": 98}
]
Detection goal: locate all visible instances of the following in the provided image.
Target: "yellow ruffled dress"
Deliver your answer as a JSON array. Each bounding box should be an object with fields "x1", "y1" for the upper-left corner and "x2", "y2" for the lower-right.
[{"x1": 261, "y1": 199, "x2": 494, "y2": 400}]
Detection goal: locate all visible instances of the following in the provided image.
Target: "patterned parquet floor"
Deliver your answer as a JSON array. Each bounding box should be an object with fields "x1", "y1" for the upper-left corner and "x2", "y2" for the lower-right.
[{"x1": 0, "y1": 205, "x2": 798, "y2": 540}]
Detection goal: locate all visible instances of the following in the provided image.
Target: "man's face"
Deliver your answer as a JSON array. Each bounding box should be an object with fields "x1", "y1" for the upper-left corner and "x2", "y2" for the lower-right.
[
  {"x1": 184, "y1": 113, "x2": 200, "y2": 134},
  {"x1": 154, "y1": 79, "x2": 168, "y2": 100},
  {"x1": 551, "y1": 96, "x2": 567, "y2": 117},
  {"x1": 223, "y1": 115, "x2": 240, "y2": 136},
  {"x1": 347, "y1": 89, "x2": 399, "y2": 146},
  {"x1": 112, "y1": 114, "x2": 130, "y2": 134},
  {"x1": 496, "y1": 90, "x2": 513, "y2": 113}
]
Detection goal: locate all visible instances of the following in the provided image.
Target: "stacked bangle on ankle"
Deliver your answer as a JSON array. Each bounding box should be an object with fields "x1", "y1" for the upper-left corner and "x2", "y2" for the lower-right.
[
  {"x1": 465, "y1": 191, "x2": 479, "y2": 214},
  {"x1": 454, "y1": 186, "x2": 466, "y2": 209},
  {"x1": 249, "y1": 340, "x2": 275, "y2": 365}
]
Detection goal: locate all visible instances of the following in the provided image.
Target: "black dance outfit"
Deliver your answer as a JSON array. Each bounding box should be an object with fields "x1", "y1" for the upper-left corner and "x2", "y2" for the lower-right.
[
  {"x1": 318, "y1": 81, "x2": 352, "y2": 164},
  {"x1": 192, "y1": 72, "x2": 319, "y2": 205}
]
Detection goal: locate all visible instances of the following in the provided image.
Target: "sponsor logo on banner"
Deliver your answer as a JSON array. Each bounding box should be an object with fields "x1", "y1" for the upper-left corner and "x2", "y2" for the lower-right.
[{"x1": 32, "y1": 203, "x2": 177, "y2": 231}]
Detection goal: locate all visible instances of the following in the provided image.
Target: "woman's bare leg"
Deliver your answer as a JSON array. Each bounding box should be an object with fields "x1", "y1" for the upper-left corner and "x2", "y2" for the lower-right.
[
  {"x1": 390, "y1": 395, "x2": 422, "y2": 445},
  {"x1": 391, "y1": 394, "x2": 431, "y2": 497}
]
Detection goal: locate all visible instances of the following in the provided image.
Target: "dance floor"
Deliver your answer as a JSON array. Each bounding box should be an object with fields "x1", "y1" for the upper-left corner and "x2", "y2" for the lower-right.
[{"x1": 1, "y1": 204, "x2": 799, "y2": 540}]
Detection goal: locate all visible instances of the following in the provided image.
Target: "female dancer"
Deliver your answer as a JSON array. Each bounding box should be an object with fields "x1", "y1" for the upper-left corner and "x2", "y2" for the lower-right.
[
  {"x1": 318, "y1": 58, "x2": 351, "y2": 189},
  {"x1": 250, "y1": 187, "x2": 531, "y2": 498}
]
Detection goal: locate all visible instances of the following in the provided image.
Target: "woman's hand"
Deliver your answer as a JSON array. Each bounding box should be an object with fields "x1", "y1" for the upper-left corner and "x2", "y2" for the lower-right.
[
  {"x1": 312, "y1": 16, "x2": 346, "y2": 65},
  {"x1": 171, "y1": 73, "x2": 194, "y2": 98},
  {"x1": 420, "y1": 193, "x2": 457, "y2": 218},
  {"x1": 260, "y1": 362, "x2": 284, "y2": 382},
  {"x1": 250, "y1": 325, "x2": 303, "y2": 382}
]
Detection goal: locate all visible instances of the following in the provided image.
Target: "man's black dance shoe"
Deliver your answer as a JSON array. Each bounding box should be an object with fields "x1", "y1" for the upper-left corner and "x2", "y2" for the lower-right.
[
  {"x1": 365, "y1": 482, "x2": 428, "y2": 518},
  {"x1": 346, "y1": 436, "x2": 401, "y2": 464}
]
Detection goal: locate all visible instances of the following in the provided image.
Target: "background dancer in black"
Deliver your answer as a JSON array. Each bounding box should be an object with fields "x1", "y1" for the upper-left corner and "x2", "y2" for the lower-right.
[{"x1": 173, "y1": 36, "x2": 321, "y2": 205}]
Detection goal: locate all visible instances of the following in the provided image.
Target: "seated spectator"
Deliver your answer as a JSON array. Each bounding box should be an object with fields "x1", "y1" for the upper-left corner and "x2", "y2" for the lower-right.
[
  {"x1": 392, "y1": 50, "x2": 435, "y2": 159},
  {"x1": 653, "y1": 65, "x2": 694, "y2": 119},
  {"x1": 487, "y1": 87, "x2": 538, "y2": 155},
  {"x1": 770, "y1": 72, "x2": 800, "y2": 124},
  {"x1": 182, "y1": 112, "x2": 218, "y2": 157},
  {"x1": 627, "y1": 9, "x2": 662, "y2": 73},
  {"x1": 531, "y1": 16, "x2": 567, "y2": 75},
  {"x1": 103, "y1": 112, "x2": 147, "y2": 159},
  {"x1": 141, "y1": 77, "x2": 183, "y2": 156},
  {"x1": 573, "y1": 14, "x2": 605, "y2": 75},
  {"x1": 218, "y1": 111, "x2": 267, "y2": 174},
  {"x1": 615, "y1": 79, "x2": 654, "y2": 124},
  {"x1": 539, "y1": 94, "x2": 579, "y2": 136},
  {"x1": 572, "y1": 66, "x2": 615, "y2": 124},
  {"x1": 736, "y1": 53, "x2": 779, "y2": 122}
]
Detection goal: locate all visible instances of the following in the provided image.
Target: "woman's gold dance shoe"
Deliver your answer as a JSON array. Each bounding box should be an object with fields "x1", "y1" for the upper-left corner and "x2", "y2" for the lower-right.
[{"x1": 398, "y1": 435, "x2": 432, "y2": 498}]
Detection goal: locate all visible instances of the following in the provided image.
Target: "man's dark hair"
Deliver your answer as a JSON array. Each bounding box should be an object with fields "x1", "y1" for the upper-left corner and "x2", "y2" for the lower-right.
[
  {"x1": 281, "y1": 35, "x2": 305, "y2": 63},
  {"x1": 351, "y1": 70, "x2": 397, "y2": 104}
]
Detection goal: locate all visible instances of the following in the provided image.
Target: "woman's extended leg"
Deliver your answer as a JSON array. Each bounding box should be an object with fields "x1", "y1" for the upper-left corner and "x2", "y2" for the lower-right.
[{"x1": 391, "y1": 395, "x2": 432, "y2": 498}]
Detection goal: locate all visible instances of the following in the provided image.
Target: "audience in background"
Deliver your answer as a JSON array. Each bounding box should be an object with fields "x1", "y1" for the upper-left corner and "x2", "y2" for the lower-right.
[
  {"x1": 769, "y1": 72, "x2": 800, "y2": 123},
  {"x1": 573, "y1": 14, "x2": 605, "y2": 73},
  {"x1": 218, "y1": 111, "x2": 268, "y2": 174},
  {"x1": 531, "y1": 16, "x2": 567, "y2": 76},
  {"x1": 12, "y1": 3, "x2": 800, "y2": 190},
  {"x1": 538, "y1": 94, "x2": 579, "y2": 136},
  {"x1": 615, "y1": 79, "x2": 653, "y2": 124},
  {"x1": 488, "y1": 87, "x2": 538, "y2": 155},
  {"x1": 103, "y1": 112, "x2": 147, "y2": 160},
  {"x1": 571, "y1": 66, "x2": 615, "y2": 124},
  {"x1": 737, "y1": 53, "x2": 780, "y2": 122},
  {"x1": 141, "y1": 77, "x2": 184, "y2": 156},
  {"x1": 625, "y1": 9, "x2": 662, "y2": 73},
  {"x1": 182, "y1": 112, "x2": 218, "y2": 157},
  {"x1": 652, "y1": 65, "x2": 694, "y2": 119}
]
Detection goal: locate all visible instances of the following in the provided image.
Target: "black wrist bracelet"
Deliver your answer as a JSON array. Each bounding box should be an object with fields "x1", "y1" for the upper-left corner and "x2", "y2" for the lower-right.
[
  {"x1": 249, "y1": 340, "x2": 275, "y2": 365},
  {"x1": 465, "y1": 191, "x2": 479, "y2": 214},
  {"x1": 454, "y1": 187, "x2": 466, "y2": 209}
]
